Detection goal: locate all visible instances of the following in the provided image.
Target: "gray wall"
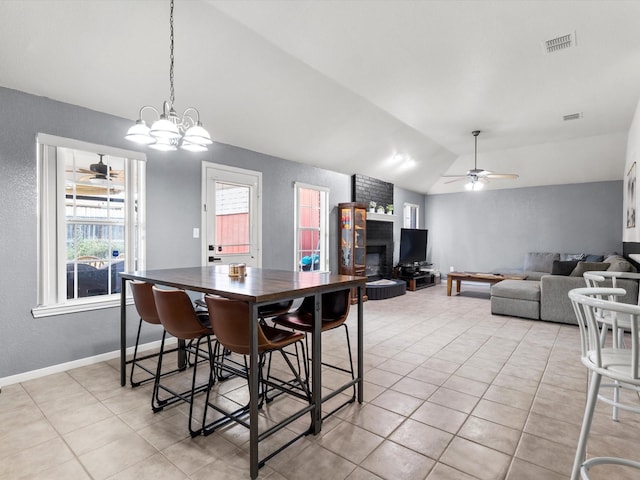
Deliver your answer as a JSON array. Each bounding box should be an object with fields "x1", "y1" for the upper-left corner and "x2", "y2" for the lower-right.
[
  {"x1": 0, "y1": 85, "x2": 624, "y2": 379},
  {"x1": 0, "y1": 87, "x2": 416, "y2": 378},
  {"x1": 424, "y1": 181, "x2": 623, "y2": 274}
]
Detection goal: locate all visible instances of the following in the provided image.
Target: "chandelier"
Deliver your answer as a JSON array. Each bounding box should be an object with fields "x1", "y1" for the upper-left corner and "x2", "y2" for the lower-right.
[{"x1": 125, "y1": 0, "x2": 212, "y2": 152}]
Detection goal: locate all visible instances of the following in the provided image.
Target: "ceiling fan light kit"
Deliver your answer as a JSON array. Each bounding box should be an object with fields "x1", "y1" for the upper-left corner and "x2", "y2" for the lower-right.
[
  {"x1": 125, "y1": 0, "x2": 212, "y2": 152},
  {"x1": 442, "y1": 130, "x2": 518, "y2": 191}
]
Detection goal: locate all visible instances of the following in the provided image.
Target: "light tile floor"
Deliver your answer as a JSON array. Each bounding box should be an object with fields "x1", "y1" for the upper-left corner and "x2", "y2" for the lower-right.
[{"x1": 2, "y1": 284, "x2": 640, "y2": 480}]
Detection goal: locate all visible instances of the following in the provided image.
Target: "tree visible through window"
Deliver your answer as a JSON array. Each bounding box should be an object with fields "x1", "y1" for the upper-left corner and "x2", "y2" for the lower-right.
[{"x1": 295, "y1": 183, "x2": 329, "y2": 272}]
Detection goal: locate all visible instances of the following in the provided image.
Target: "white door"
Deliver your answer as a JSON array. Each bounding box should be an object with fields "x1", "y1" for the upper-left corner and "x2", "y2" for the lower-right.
[{"x1": 201, "y1": 162, "x2": 262, "y2": 267}]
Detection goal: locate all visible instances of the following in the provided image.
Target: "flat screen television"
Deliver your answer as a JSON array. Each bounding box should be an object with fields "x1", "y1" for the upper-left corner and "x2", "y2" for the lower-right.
[{"x1": 399, "y1": 228, "x2": 428, "y2": 265}]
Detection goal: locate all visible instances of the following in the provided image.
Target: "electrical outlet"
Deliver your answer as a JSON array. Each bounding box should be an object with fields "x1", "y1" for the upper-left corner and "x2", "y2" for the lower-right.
[{"x1": 193, "y1": 227, "x2": 200, "y2": 238}]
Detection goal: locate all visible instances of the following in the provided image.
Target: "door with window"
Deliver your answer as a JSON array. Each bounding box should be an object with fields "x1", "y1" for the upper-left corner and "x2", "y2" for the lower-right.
[{"x1": 202, "y1": 162, "x2": 262, "y2": 267}]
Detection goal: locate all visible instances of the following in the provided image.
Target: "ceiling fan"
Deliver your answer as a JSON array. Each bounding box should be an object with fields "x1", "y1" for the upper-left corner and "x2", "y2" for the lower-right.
[
  {"x1": 67, "y1": 154, "x2": 121, "y2": 183},
  {"x1": 442, "y1": 131, "x2": 518, "y2": 190},
  {"x1": 84, "y1": 154, "x2": 119, "y2": 181}
]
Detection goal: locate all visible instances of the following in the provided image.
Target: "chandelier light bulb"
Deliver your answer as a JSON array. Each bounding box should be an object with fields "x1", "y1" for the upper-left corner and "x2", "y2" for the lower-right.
[
  {"x1": 150, "y1": 117, "x2": 181, "y2": 140},
  {"x1": 125, "y1": 120, "x2": 155, "y2": 145},
  {"x1": 148, "y1": 137, "x2": 178, "y2": 152}
]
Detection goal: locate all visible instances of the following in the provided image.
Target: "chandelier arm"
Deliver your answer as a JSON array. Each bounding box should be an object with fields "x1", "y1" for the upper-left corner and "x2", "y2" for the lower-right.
[
  {"x1": 138, "y1": 105, "x2": 160, "y2": 122},
  {"x1": 182, "y1": 107, "x2": 201, "y2": 125}
]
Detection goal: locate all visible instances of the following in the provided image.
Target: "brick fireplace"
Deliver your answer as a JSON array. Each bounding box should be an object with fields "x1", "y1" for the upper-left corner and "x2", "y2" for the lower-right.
[
  {"x1": 366, "y1": 220, "x2": 393, "y2": 280},
  {"x1": 351, "y1": 173, "x2": 396, "y2": 281}
]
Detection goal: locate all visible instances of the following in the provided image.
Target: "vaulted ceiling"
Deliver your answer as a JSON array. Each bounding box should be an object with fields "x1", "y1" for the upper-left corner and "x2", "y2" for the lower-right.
[{"x1": 1, "y1": 0, "x2": 639, "y2": 194}]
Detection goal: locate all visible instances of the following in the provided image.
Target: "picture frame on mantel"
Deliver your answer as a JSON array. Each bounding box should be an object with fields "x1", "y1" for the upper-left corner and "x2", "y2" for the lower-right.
[{"x1": 627, "y1": 161, "x2": 636, "y2": 229}]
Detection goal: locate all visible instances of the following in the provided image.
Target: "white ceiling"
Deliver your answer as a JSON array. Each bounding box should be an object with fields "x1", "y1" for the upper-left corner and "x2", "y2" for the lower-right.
[{"x1": 1, "y1": 0, "x2": 639, "y2": 194}]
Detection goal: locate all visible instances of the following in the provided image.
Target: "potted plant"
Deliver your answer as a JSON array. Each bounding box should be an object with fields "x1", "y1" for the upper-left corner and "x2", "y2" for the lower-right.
[
  {"x1": 376, "y1": 204, "x2": 385, "y2": 214},
  {"x1": 369, "y1": 201, "x2": 376, "y2": 213},
  {"x1": 386, "y1": 204, "x2": 394, "y2": 214}
]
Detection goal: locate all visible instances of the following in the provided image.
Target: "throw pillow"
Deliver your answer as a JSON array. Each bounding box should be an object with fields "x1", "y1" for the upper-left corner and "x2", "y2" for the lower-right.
[
  {"x1": 560, "y1": 253, "x2": 586, "y2": 261},
  {"x1": 570, "y1": 261, "x2": 610, "y2": 277},
  {"x1": 604, "y1": 255, "x2": 635, "y2": 272},
  {"x1": 552, "y1": 260, "x2": 579, "y2": 276},
  {"x1": 584, "y1": 254, "x2": 605, "y2": 262},
  {"x1": 523, "y1": 252, "x2": 560, "y2": 273}
]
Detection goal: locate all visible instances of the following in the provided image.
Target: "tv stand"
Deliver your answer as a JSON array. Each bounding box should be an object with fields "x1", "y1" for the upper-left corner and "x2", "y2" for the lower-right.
[{"x1": 397, "y1": 265, "x2": 435, "y2": 291}]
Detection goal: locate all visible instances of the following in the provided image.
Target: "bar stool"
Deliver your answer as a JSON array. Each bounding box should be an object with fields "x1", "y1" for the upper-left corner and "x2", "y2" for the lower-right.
[
  {"x1": 272, "y1": 289, "x2": 355, "y2": 418},
  {"x1": 129, "y1": 281, "x2": 181, "y2": 387},
  {"x1": 202, "y1": 295, "x2": 311, "y2": 439},
  {"x1": 569, "y1": 287, "x2": 640, "y2": 480},
  {"x1": 583, "y1": 271, "x2": 640, "y2": 420},
  {"x1": 152, "y1": 286, "x2": 217, "y2": 437},
  {"x1": 583, "y1": 270, "x2": 640, "y2": 348}
]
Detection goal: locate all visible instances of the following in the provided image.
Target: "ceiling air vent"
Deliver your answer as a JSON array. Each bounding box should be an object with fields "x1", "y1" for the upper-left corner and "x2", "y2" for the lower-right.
[
  {"x1": 563, "y1": 112, "x2": 582, "y2": 121},
  {"x1": 545, "y1": 32, "x2": 576, "y2": 53}
]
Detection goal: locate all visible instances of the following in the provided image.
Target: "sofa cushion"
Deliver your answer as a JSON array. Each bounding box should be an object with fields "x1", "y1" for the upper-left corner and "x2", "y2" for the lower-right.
[
  {"x1": 604, "y1": 255, "x2": 635, "y2": 272},
  {"x1": 522, "y1": 271, "x2": 546, "y2": 281},
  {"x1": 491, "y1": 279, "x2": 540, "y2": 301},
  {"x1": 523, "y1": 252, "x2": 560, "y2": 273},
  {"x1": 570, "y1": 261, "x2": 609, "y2": 277}
]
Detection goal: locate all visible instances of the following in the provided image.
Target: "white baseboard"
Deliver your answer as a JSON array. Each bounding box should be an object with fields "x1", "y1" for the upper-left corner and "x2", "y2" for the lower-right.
[{"x1": 0, "y1": 338, "x2": 178, "y2": 388}]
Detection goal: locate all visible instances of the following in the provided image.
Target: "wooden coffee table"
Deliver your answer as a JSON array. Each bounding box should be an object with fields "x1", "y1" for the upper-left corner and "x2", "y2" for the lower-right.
[{"x1": 446, "y1": 271, "x2": 526, "y2": 296}]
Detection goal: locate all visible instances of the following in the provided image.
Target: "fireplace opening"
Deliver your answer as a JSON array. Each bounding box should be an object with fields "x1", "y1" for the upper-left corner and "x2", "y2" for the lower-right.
[
  {"x1": 366, "y1": 252, "x2": 381, "y2": 278},
  {"x1": 366, "y1": 220, "x2": 393, "y2": 280}
]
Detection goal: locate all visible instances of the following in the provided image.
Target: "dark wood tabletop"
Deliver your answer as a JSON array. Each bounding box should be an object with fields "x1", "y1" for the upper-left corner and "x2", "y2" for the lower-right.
[{"x1": 121, "y1": 265, "x2": 366, "y2": 303}]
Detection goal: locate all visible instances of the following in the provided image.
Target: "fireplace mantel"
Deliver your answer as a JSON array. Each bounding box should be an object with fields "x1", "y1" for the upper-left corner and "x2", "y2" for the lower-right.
[{"x1": 367, "y1": 212, "x2": 396, "y2": 222}]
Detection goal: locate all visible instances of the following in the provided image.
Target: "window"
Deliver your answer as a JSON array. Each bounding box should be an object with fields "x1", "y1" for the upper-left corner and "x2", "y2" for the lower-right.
[
  {"x1": 403, "y1": 202, "x2": 420, "y2": 228},
  {"x1": 215, "y1": 182, "x2": 250, "y2": 254},
  {"x1": 33, "y1": 134, "x2": 146, "y2": 317},
  {"x1": 294, "y1": 183, "x2": 329, "y2": 272}
]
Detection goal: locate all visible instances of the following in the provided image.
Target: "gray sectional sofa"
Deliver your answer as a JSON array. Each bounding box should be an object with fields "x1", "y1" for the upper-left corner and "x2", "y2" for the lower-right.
[{"x1": 490, "y1": 252, "x2": 639, "y2": 324}]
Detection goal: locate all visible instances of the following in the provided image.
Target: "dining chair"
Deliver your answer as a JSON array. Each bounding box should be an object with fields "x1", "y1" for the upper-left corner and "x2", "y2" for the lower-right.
[
  {"x1": 152, "y1": 286, "x2": 217, "y2": 437},
  {"x1": 272, "y1": 288, "x2": 355, "y2": 418},
  {"x1": 202, "y1": 295, "x2": 311, "y2": 436},
  {"x1": 569, "y1": 287, "x2": 640, "y2": 480},
  {"x1": 129, "y1": 281, "x2": 181, "y2": 387}
]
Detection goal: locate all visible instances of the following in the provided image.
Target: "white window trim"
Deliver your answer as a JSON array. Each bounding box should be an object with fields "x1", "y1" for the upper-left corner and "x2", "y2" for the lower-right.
[
  {"x1": 403, "y1": 202, "x2": 420, "y2": 228},
  {"x1": 294, "y1": 182, "x2": 330, "y2": 273},
  {"x1": 32, "y1": 134, "x2": 146, "y2": 318}
]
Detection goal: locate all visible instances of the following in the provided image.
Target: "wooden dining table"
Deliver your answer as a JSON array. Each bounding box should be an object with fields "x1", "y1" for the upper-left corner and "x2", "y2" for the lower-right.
[{"x1": 119, "y1": 265, "x2": 366, "y2": 479}]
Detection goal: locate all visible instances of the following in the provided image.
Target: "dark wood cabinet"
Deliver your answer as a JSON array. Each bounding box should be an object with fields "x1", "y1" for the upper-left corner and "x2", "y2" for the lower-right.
[{"x1": 338, "y1": 202, "x2": 368, "y2": 302}]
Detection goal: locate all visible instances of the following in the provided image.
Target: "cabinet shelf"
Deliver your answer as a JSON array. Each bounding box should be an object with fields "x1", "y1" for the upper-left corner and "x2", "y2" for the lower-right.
[{"x1": 339, "y1": 202, "x2": 368, "y2": 303}]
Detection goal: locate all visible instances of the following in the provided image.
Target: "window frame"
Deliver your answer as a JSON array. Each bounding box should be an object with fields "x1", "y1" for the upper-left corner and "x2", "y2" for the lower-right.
[
  {"x1": 293, "y1": 182, "x2": 329, "y2": 273},
  {"x1": 403, "y1": 202, "x2": 420, "y2": 229},
  {"x1": 33, "y1": 134, "x2": 146, "y2": 318}
]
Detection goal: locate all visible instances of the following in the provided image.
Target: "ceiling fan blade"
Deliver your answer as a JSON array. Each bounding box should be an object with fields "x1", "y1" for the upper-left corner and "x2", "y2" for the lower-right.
[
  {"x1": 441, "y1": 174, "x2": 468, "y2": 178},
  {"x1": 444, "y1": 177, "x2": 468, "y2": 184},
  {"x1": 67, "y1": 168, "x2": 95, "y2": 175},
  {"x1": 484, "y1": 173, "x2": 519, "y2": 179}
]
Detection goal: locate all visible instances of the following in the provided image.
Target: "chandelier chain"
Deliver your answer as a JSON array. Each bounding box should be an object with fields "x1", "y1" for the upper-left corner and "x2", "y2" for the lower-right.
[{"x1": 169, "y1": 0, "x2": 175, "y2": 106}]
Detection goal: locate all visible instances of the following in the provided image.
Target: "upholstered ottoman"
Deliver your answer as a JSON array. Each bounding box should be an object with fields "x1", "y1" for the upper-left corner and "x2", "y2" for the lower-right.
[{"x1": 490, "y1": 280, "x2": 540, "y2": 320}]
